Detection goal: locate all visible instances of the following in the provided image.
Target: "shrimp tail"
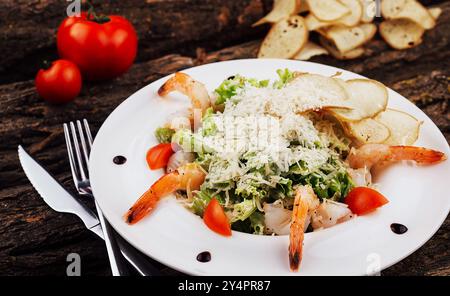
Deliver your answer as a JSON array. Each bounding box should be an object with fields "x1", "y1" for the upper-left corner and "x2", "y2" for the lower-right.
[
  {"x1": 289, "y1": 187, "x2": 309, "y2": 272},
  {"x1": 389, "y1": 146, "x2": 447, "y2": 164},
  {"x1": 125, "y1": 189, "x2": 160, "y2": 225},
  {"x1": 125, "y1": 172, "x2": 181, "y2": 225},
  {"x1": 157, "y1": 72, "x2": 211, "y2": 114},
  {"x1": 158, "y1": 72, "x2": 189, "y2": 97}
]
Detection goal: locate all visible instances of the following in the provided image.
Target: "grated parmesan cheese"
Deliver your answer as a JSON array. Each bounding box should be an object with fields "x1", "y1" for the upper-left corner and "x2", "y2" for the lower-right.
[{"x1": 192, "y1": 78, "x2": 343, "y2": 190}]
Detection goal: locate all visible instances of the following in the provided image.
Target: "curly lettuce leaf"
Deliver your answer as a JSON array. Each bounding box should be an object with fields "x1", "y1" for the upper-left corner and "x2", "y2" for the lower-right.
[{"x1": 273, "y1": 68, "x2": 295, "y2": 89}]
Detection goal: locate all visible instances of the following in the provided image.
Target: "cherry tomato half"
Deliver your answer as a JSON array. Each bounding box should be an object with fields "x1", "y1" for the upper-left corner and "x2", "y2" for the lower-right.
[
  {"x1": 146, "y1": 143, "x2": 174, "y2": 170},
  {"x1": 344, "y1": 187, "x2": 389, "y2": 215},
  {"x1": 203, "y1": 198, "x2": 232, "y2": 237},
  {"x1": 35, "y1": 59, "x2": 82, "y2": 104},
  {"x1": 57, "y1": 12, "x2": 138, "y2": 81}
]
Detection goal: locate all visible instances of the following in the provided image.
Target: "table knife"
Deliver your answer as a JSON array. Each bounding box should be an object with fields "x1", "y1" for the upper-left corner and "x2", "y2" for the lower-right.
[{"x1": 18, "y1": 145, "x2": 161, "y2": 276}]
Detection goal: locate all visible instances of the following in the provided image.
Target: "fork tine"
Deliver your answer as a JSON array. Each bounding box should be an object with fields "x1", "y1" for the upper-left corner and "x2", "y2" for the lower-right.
[
  {"x1": 77, "y1": 120, "x2": 90, "y2": 175},
  {"x1": 70, "y1": 121, "x2": 87, "y2": 181},
  {"x1": 83, "y1": 119, "x2": 94, "y2": 148},
  {"x1": 63, "y1": 123, "x2": 80, "y2": 185}
]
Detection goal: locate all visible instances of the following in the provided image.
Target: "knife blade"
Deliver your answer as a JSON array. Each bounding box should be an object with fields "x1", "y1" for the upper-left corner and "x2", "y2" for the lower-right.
[
  {"x1": 18, "y1": 145, "x2": 162, "y2": 276},
  {"x1": 18, "y1": 145, "x2": 102, "y2": 235}
]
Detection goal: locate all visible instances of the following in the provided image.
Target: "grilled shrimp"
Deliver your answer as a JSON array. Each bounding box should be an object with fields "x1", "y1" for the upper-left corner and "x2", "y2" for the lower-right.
[
  {"x1": 125, "y1": 163, "x2": 206, "y2": 224},
  {"x1": 310, "y1": 200, "x2": 353, "y2": 229},
  {"x1": 158, "y1": 72, "x2": 212, "y2": 116},
  {"x1": 289, "y1": 185, "x2": 315, "y2": 272},
  {"x1": 347, "y1": 144, "x2": 446, "y2": 169}
]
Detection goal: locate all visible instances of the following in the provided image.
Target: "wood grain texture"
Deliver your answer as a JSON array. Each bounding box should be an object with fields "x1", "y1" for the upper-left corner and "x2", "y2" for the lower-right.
[
  {"x1": 0, "y1": 0, "x2": 449, "y2": 275},
  {"x1": 0, "y1": 0, "x2": 271, "y2": 84}
]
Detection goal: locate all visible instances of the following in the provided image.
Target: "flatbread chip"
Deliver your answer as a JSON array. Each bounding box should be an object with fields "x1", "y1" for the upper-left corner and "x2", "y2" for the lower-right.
[
  {"x1": 299, "y1": 0, "x2": 310, "y2": 13},
  {"x1": 253, "y1": 0, "x2": 301, "y2": 26},
  {"x1": 289, "y1": 73, "x2": 351, "y2": 110},
  {"x1": 305, "y1": 0, "x2": 364, "y2": 30},
  {"x1": 337, "y1": 0, "x2": 363, "y2": 27},
  {"x1": 328, "y1": 79, "x2": 388, "y2": 121},
  {"x1": 294, "y1": 41, "x2": 329, "y2": 60},
  {"x1": 305, "y1": 13, "x2": 330, "y2": 31},
  {"x1": 308, "y1": 0, "x2": 350, "y2": 22},
  {"x1": 375, "y1": 109, "x2": 421, "y2": 145},
  {"x1": 380, "y1": 0, "x2": 407, "y2": 18},
  {"x1": 324, "y1": 25, "x2": 367, "y2": 53},
  {"x1": 360, "y1": 23, "x2": 377, "y2": 42},
  {"x1": 346, "y1": 118, "x2": 391, "y2": 144},
  {"x1": 319, "y1": 36, "x2": 365, "y2": 60},
  {"x1": 258, "y1": 16, "x2": 308, "y2": 59},
  {"x1": 381, "y1": 0, "x2": 435, "y2": 29},
  {"x1": 428, "y1": 7, "x2": 442, "y2": 20},
  {"x1": 380, "y1": 19, "x2": 424, "y2": 50},
  {"x1": 359, "y1": 0, "x2": 377, "y2": 23}
]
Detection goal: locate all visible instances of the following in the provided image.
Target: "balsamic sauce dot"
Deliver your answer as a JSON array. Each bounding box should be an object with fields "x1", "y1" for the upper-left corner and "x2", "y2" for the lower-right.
[
  {"x1": 390, "y1": 223, "x2": 408, "y2": 234},
  {"x1": 196, "y1": 251, "x2": 211, "y2": 263},
  {"x1": 113, "y1": 155, "x2": 127, "y2": 165}
]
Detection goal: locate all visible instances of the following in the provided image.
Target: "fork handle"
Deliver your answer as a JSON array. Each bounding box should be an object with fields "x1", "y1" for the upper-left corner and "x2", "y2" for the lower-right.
[
  {"x1": 94, "y1": 199, "x2": 161, "y2": 276},
  {"x1": 115, "y1": 234, "x2": 162, "y2": 276},
  {"x1": 95, "y1": 201, "x2": 131, "y2": 276}
]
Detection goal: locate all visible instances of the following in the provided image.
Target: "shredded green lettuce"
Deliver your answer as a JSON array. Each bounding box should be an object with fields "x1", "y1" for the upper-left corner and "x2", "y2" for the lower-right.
[
  {"x1": 235, "y1": 172, "x2": 268, "y2": 200},
  {"x1": 172, "y1": 129, "x2": 214, "y2": 154},
  {"x1": 271, "y1": 176, "x2": 293, "y2": 199},
  {"x1": 201, "y1": 107, "x2": 217, "y2": 136},
  {"x1": 249, "y1": 212, "x2": 265, "y2": 235},
  {"x1": 155, "y1": 127, "x2": 175, "y2": 143},
  {"x1": 288, "y1": 156, "x2": 354, "y2": 201},
  {"x1": 214, "y1": 75, "x2": 269, "y2": 105},
  {"x1": 229, "y1": 199, "x2": 256, "y2": 223},
  {"x1": 155, "y1": 69, "x2": 358, "y2": 235}
]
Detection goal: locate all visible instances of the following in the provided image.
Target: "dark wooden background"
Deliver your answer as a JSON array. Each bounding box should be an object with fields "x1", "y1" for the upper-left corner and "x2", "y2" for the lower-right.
[{"x1": 0, "y1": 0, "x2": 448, "y2": 276}]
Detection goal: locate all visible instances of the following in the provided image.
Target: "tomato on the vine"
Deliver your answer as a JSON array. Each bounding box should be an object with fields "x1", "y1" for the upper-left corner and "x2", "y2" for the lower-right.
[
  {"x1": 57, "y1": 10, "x2": 138, "y2": 81},
  {"x1": 35, "y1": 59, "x2": 82, "y2": 104}
]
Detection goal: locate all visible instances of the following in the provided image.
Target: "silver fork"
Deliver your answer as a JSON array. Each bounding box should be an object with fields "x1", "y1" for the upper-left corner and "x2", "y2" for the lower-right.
[
  {"x1": 64, "y1": 120, "x2": 129, "y2": 276},
  {"x1": 64, "y1": 120, "x2": 162, "y2": 276}
]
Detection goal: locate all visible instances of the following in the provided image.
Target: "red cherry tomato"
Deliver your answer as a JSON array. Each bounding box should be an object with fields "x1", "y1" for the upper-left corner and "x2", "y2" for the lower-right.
[
  {"x1": 57, "y1": 12, "x2": 138, "y2": 81},
  {"x1": 344, "y1": 187, "x2": 389, "y2": 215},
  {"x1": 203, "y1": 198, "x2": 232, "y2": 236},
  {"x1": 35, "y1": 60, "x2": 82, "y2": 104},
  {"x1": 146, "y1": 143, "x2": 174, "y2": 170}
]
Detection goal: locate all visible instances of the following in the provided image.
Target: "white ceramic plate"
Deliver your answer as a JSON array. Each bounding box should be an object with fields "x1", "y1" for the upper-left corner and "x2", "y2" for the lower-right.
[{"x1": 90, "y1": 59, "x2": 450, "y2": 275}]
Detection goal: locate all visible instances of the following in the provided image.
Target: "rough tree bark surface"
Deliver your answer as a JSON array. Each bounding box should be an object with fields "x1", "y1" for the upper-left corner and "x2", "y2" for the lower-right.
[{"x1": 0, "y1": 0, "x2": 448, "y2": 275}]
